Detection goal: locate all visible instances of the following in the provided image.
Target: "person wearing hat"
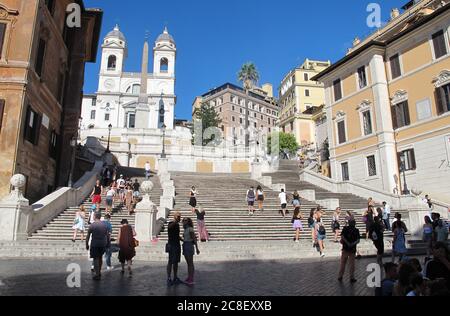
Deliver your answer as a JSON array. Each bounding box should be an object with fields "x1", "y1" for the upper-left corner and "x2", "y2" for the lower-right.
[
  {"x1": 166, "y1": 211, "x2": 182, "y2": 286},
  {"x1": 338, "y1": 219, "x2": 361, "y2": 283},
  {"x1": 118, "y1": 219, "x2": 136, "y2": 275}
]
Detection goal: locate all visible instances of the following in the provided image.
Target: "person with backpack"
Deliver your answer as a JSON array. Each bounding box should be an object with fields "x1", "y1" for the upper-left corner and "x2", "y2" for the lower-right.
[
  {"x1": 278, "y1": 189, "x2": 288, "y2": 219},
  {"x1": 246, "y1": 186, "x2": 256, "y2": 216},
  {"x1": 369, "y1": 216, "x2": 385, "y2": 266},
  {"x1": 315, "y1": 212, "x2": 326, "y2": 257},
  {"x1": 338, "y1": 219, "x2": 360, "y2": 283}
]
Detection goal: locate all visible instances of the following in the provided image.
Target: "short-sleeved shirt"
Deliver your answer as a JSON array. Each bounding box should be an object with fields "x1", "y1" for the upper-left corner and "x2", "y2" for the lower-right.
[
  {"x1": 117, "y1": 179, "x2": 125, "y2": 188},
  {"x1": 88, "y1": 221, "x2": 108, "y2": 248},
  {"x1": 341, "y1": 226, "x2": 360, "y2": 253},
  {"x1": 279, "y1": 192, "x2": 287, "y2": 205},
  {"x1": 106, "y1": 189, "x2": 115, "y2": 197},
  {"x1": 168, "y1": 221, "x2": 180, "y2": 245}
]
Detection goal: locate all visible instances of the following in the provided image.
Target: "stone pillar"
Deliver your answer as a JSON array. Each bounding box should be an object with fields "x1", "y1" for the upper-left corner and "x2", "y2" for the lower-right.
[
  {"x1": 0, "y1": 175, "x2": 33, "y2": 241},
  {"x1": 134, "y1": 180, "x2": 157, "y2": 242},
  {"x1": 158, "y1": 158, "x2": 169, "y2": 176},
  {"x1": 370, "y1": 54, "x2": 399, "y2": 194},
  {"x1": 251, "y1": 162, "x2": 262, "y2": 180}
]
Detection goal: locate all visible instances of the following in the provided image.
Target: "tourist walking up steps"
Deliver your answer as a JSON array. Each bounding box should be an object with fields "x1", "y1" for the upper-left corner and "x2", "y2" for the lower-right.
[
  {"x1": 125, "y1": 185, "x2": 134, "y2": 215},
  {"x1": 256, "y1": 185, "x2": 265, "y2": 213},
  {"x1": 132, "y1": 179, "x2": 140, "y2": 204},
  {"x1": 392, "y1": 213, "x2": 408, "y2": 263},
  {"x1": 90, "y1": 180, "x2": 103, "y2": 211},
  {"x1": 292, "y1": 190, "x2": 301, "y2": 210},
  {"x1": 315, "y1": 212, "x2": 326, "y2": 257},
  {"x1": 338, "y1": 219, "x2": 360, "y2": 283},
  {"x1": 246, "y1": 186, "x2": 256, "y2": 216},
  {"x1": 195, "y1": 208, "x2": 210, "y2": 242},
  {"x1": 118, "y1": 219, "x2": 136, "y2": 276},
  {"x1": 189, "y1": 186, "x2": 197, "y2": 213},
  {"x1": 86, "y1": 212, "x2": 108, "y2": 281},
  {"x1": 116, "y1": 175, "x2": 126, "y2": 204},
  {"x1": 182, "y1": 218, "x2": 200, "y2": 286},
  {"x1": 279, "y1": 189, "x2": 288, "y2": 218},
  {"x1": 369, "y1": 216, "x2": 385, "y2": 266},
  {"x1": 292, "y1": 207, "x2": 303, "y2": 243},
  {"x1": 167, "y1": 212, "x2": 182, "y2": 286},
  {"x1": 332, "y1": 207, "x2": 341, "y2": 243},
  {"x1": 145, "y1": 161, "x2": 151, "y2": 180},
  {"x1": 72, "y1": 206, "x2": 86, "y2": 242}
]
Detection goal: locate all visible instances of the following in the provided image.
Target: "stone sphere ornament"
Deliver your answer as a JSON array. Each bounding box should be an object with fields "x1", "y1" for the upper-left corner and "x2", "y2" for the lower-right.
[
  {"x1": 10, "y1": 174, "x2": 26, "y2": 190},
  {"x1": 140, "y1": 180, "x2": 154, "y2": 195}
]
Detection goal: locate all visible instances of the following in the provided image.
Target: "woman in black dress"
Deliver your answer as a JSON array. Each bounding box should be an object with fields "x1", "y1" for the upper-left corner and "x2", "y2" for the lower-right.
[{"x1": 189, "y1": 186, "x2": 197, "y2": 213}]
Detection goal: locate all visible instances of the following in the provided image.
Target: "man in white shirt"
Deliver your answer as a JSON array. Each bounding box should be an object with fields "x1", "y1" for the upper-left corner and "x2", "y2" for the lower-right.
[
  {"x1": 145, "y1": 161, "x2": 151, "y2": 179},
  {"x1": 382, "y1": 201, "x2": 391, "y2": 231},
  {"x1": 116, "y1": 175, "x2": 126, "y2": 203},
  {"x1": 278, "y1": 189, "x2": 288, "y2": 218}
]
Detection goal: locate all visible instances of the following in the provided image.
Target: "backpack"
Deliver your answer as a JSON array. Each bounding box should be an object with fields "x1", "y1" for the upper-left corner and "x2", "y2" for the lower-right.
[
  {"x1": 318, "y1": 224, "x2": 326, "y2": 235},
  {"x1": 247, "y1": 190, "x2": 255, "y2": 201},
  {"x1": 372, "y1": 230, "x2": 378, "y2": 241}
]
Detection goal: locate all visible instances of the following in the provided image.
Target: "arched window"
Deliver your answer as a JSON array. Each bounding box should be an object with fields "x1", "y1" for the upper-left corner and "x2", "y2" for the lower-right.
[
  {"x1": 160, "y1": 58, "x2": 168, "y2": 73},
  {"x1": 107, "y1": 55, "x2": 117, "y2": 70},
  {"x1": 126, "y1": 84, "x2": 141, "y2": 94}
]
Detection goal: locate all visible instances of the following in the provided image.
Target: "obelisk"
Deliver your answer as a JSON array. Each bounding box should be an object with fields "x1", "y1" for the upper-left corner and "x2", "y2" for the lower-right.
[{"x1": 135, "y1": 41, "x2": 150, "y2": 128}]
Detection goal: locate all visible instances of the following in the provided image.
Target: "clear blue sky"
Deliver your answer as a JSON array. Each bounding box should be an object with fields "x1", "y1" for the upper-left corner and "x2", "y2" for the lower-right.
[{"x1": 84, "y1": 0, "x2": 407, "y2": 120}]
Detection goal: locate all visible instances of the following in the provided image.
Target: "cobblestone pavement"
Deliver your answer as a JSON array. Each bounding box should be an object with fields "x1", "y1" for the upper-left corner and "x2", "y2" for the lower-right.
[{"x1": 0, "y1": 255, "x2": 399, "y2": 296}]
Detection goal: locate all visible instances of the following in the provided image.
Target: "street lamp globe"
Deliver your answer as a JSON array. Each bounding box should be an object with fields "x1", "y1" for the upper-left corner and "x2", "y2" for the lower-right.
[{"x1": 108, "y1": 124, "x2": 113, "y2": 131}]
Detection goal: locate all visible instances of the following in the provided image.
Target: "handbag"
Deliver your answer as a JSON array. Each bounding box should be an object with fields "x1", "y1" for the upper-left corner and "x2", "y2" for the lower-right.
[
  {"x1": 133, "y1": 239, "x2": 140, "y2": 247},
  {"x1": 165, "y1": 243, "x2": 171, "y2": 253}
]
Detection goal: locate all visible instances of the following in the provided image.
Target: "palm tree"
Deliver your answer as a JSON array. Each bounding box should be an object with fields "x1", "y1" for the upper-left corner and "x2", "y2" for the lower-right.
[{"x1": 238, "y1": 62, "x2": 260, "y2": 148}]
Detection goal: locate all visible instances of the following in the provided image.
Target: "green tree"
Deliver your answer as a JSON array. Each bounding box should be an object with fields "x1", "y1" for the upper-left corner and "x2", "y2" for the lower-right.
[
  {"x1": 238, "y1": 62, "x2": 260, "y2": 147},
  {"x1": 192, "y1": 103, "x2": 223, "y2": 146},
  {"x1": 267, "y1": 132, "x2": 299, "y2": 155}
]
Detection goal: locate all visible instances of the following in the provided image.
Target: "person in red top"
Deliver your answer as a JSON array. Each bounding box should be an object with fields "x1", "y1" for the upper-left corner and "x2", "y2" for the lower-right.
[{"x1": 90, "y1": 180, "x2": 103, "y2": 211}]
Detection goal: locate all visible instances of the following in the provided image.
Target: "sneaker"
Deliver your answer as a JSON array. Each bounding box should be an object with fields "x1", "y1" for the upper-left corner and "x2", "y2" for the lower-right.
[
  {"x1": 106, "y1": 266, "x2": 114, "y2": 271},
  {"x1": 185, "y1": 279, "x2": 195, "y2": 286},
  {"x1": 321, "y1": 253, "x2": 325, "y2": 258},
  {"x1": 91, "y1": 266, "x2": 95, "y2": 273},
  {"x1": 172, "y1": 278, "x2": 182, "y2": 285},
  {"x1": 295, "y1": 240, "x2": 300, "y2": 243},
  {"x1": 167, "y1": 278, "x2": 173, "y2": 286},
  {"x1": 350, "y1": 278, "x2": 357, "y2": 283}
]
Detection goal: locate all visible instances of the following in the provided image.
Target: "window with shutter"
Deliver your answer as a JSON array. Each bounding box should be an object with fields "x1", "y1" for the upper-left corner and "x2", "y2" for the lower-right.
[
  {"x1": 390, "y1": 54, "x2": 402, "y2": 79},
  {"x1": 0, "y1": 23, "x2": 6, "y2": 57},
  {"x1": 341, "y1": 162, "x2": 349, "y2": 181},
  {"x1": 35, "y1": 39, "x2": 46, "y2": 77},
  {"x1": 333, "y1": 79, "x2": 342, "y2": 101},
  {"x1": 432, "y1": 30, "x2": 448, "y2": 59},
  {"x1": 337, "y1": 120, "x2": 346, "y2": 144},
  {"x1": 392, "y1": 101, "x2": 410, "y2": 129},
  {"x1": 436, "y1": 84, "x2": 450, "y2": 115},
  {"x1": 24, "y1": 107, "x2": 40, "y2": 145}
]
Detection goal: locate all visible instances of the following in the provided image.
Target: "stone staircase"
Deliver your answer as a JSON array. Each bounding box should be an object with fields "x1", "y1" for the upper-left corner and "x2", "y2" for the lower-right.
[
  {"x1": 265, "y1": 160, "x2": 369, "y2": 210},
  {"x1": 29, "y1": 171, "x2": 162, "y2": 242},
  {"x1": 157, "y1": 172, "x2": 368, "y2": 241}
]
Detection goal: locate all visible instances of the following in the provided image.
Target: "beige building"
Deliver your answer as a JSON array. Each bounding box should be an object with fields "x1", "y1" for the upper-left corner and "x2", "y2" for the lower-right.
[
  {"x1": 278, "y1": 59, "x2": 331, "y2": 146},
  {"x1": 192, "y1": 83, "x2": 279, "y2": 144},
  {"x1": 313, "y1": 0, "x2": 450, "y2": 203},
  {"x1": 0, "y1": 0, "x2": 102, "y2": 202}
]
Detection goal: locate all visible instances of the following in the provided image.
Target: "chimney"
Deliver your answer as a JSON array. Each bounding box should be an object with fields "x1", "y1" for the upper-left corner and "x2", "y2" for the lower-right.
[{"x1": 391, "y1": 8, "x2": 400, "y2": 20}]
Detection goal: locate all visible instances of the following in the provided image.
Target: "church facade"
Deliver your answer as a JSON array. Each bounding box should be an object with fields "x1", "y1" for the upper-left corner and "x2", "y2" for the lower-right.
[{"x1": 81, "y1": 25, "x2": 176, "y2": 131}]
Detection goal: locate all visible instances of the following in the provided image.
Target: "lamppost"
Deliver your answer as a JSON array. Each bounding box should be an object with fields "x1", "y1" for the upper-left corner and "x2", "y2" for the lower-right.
[
  {"x1": 68, "y1": 135, "x2": 77, "y2": 188},
  {"x1": 105, "y1": 124, "x2": 113, "y2": 153},
  {"x1": 161, "y1": 123, "x2": 167, "y2": 158},
  {"x1": 399, "y1": 152, "x2": 410, "y2": 195}
]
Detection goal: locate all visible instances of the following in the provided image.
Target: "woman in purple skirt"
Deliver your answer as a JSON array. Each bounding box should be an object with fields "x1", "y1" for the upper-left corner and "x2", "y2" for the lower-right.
[{"x1": 292, "y1": 207, "x2": 303, "y2": 243}]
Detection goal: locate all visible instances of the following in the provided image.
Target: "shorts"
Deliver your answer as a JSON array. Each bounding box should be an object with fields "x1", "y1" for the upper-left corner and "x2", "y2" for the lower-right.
[
  {"x1": 90, "y1": 246, "x2": 106, "y2": 259},
  {"x1": 281, "y1": 204, "x2": 287, "y2": 209},
  {"x1": 293, "y1": 220, "x2": 303, "y2": 230},
  {"x1": 167, "y1": 243, "x2": 181, "y2": 264},
  {"x1": 317, "y1": 234, "x2": 326, "y2": 241},
  {"x1": 106, "y1": 197, "x2": 113, "y2": 207},
  {"x1": 292, "y1": 199, "x2": 300, "y2": 207},
  {"x1": 248, "y1": 200, "x2": 255, "y2": 206},
  {"x1": 257, "y1": 195, "x2": 264, "y2": 202},
  {"x1": 133, "y1": 191, "x2": 140, "y2": 198},
  {"x1": 189, "y1": 197, "x2": 197, "y2": 208},
  {"x1": 119, "y1": 188, "x2": 125, "y2": 195},
  {"x1": 92, "y1": 195, "x2": 101, "y2": 204},
  {"x1": 182, "y1": 241, "x2": 195, "y2": 257}
]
